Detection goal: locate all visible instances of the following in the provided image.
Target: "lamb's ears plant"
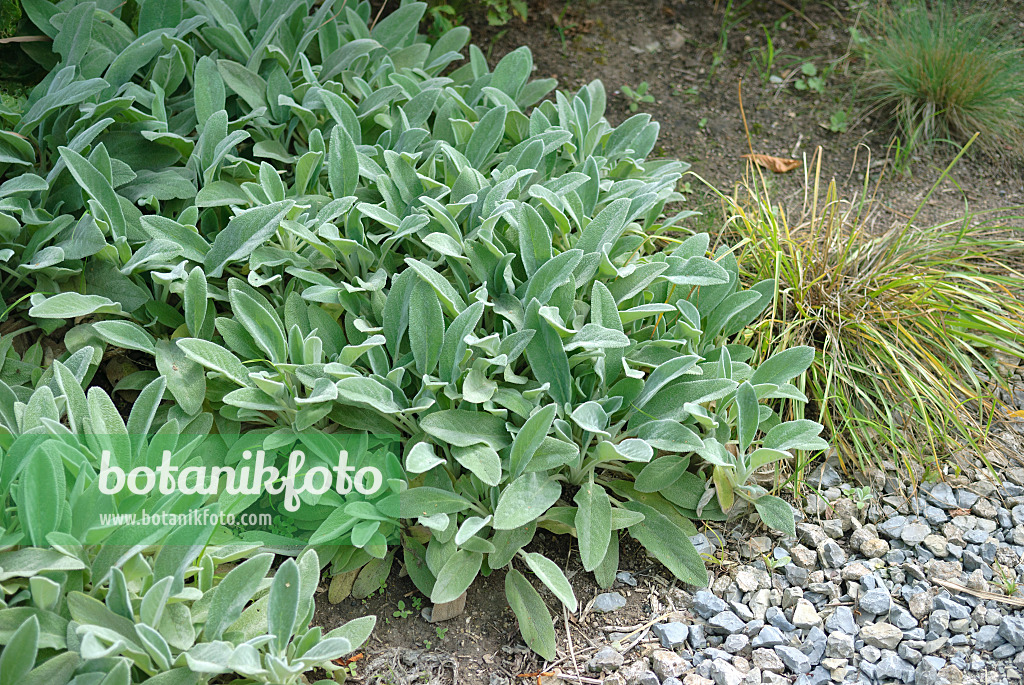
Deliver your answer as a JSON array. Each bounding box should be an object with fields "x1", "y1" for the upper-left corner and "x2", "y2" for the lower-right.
[{"x1": 0, "y1": 0, "x2": 831, "y2": 663}]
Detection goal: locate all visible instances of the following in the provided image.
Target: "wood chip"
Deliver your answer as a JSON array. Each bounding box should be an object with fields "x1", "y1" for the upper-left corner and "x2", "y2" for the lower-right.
[{"x1": 429, "y1": 591, "x2": 467, "y2": 621}]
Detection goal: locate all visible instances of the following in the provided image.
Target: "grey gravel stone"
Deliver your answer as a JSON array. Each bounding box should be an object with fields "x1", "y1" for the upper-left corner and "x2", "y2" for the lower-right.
[
  {"x1": 752, "y1": 648, "x2": 785, "y2": 673},
  {"x1": 616, "y1": 571, "x2": 638, "y2": 587},
  {"x1": 752, "y1": 626, "x2": 786, "y2": 649},
  {"x1": 694, "y1": 590, "x2": 728, "y2": 619},
  {"x1": 723, "y1": 633, "x2": 749, "y2": 655},
  {"x1": 860, "y1": 588, "x2": 893, "y2": 615},
  {"x1": 588, "y1": 646, "x2": 624, "y2": 673},
  {"x1": 792, "y1": 599, "x2": 821, "y2": 629},
  {"x1": 765, "y1": 607, "x2": 796, "y2": 632},
  {"x1": 902, "y1": 520, "x2": 932, "y2": 546},
  {"x1": 653, "y1": 622, "x2": 689, "y2": 650},
  {"x1": 650, "y1": 650, "x2": 686, "y2": 680},
  {"x1": 817, "y1": 540, "x2": 846, "y2": 568},
  {"x1": 879, "y1": 516, "x2": 908, "y2": 539},
  {"x1": 993, "y1": 643, "x2": 1019, "y2": 659},
  {"x1": 689, "y1": 623, "x2": 707, "y2": 649},
  {"x1": 709, "y1": 658, "x2": 742, "y2": 685},
  {"x1": 861, "y1": 623, "x2": 903, "y2": 650},
  {"x1": 825, "y1": 605, "x2": 857, "y2": 635},
  {"x1": 875, "y1": 654, "x2": 916, "y2": 683},
  {"x1": 892, "y1": 605, "x2": 918, "y2": 630},
  {"x1": 861, "y1": 537, "x2": 890, "y2": 559},
  {"x1": 922, "y1": 534, "x2": 948, "y2": 557},
  {"x1": 775, "y1": 645, "x2": 812, "y2": 674},
  {"x1": 928, "y1": 610, "x2": 949, "y2": 634},
  {"x1": 933, "y1": 595, "x2": 970, "y2": 620},
  {"x1": 975, "y1": 624, "x2": 1004, "y2": 651},
  {"x1": 1000, "y1": 616, "x2": 1024, "y2": 647},
  {"x1": 710, "y1": 611, "x2": 746, "y2": 634},
  {"x1": 593, "y1": 592, "x2": 627, "y2": 613},
  {"x1": 915, "y1": 658, "x2": 939, "y2": 685},
  {"x1": 802, "y1": 626, "x2": 827, "y2": 664},
  {"x1": 958, "y1": 490, "x2": 980, "y2": 509},
  {"x1": 929, "y1": 483, "x2": 959, "y2": 509},
  {"x1": 826, "y1": 631, "x2": 854, "y2": 659}
]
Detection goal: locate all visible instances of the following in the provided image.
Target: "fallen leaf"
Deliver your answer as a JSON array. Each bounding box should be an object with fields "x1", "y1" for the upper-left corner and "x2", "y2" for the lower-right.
[
  {"x1": 333, "y1": 653, "x2": 363, "y2": 666},
  {"x1": 741, "y1": 153, "x2": 801, "y2": 173},
  {"x1": 1008, "y1": 409, "x2": 1024, "y2": 419}
]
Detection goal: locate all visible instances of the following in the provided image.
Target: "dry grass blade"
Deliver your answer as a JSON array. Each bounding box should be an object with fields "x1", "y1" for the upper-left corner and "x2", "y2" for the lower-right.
[{"x1": 716, "y1": 147, "x2": 1024, "y2": 478}]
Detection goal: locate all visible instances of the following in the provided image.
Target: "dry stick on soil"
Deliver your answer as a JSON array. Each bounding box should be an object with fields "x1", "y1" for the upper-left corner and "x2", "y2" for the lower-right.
[
  {"x1": 563, "y1": 607, "x2": 583, "y2": 684},
  {"x1": 932, "y1": 577, "x2": 1024, "y2": 608},
  {"x1": 617, "y1": 612, "x2": 672, "y2": 656}
]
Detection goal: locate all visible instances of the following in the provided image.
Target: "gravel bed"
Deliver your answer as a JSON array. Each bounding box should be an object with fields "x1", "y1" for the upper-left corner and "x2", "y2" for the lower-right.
[{"x1": 573, "y1": 429, "x2": 1024, "y2": 685}]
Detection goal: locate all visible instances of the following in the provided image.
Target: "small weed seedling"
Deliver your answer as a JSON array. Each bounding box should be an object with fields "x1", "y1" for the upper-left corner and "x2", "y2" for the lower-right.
[
  {"x1": 698, "y1": 117, "x2": 708, "y2": 130},
  {"x1": 622, "y1": 82, "x2": 654, "y2": 112},
  {"x1": 794, "y1": 63, "x2": 825, "y2": 94},
  {"x1": 393, "y1": 600, "x2": 412, "y2": 619},
  {"x1": 764, "y1": 553, "x2": 791, "y2": 572},
  {"x1": 436, "y1": 626, "x2": 448, "y2": 641},
  {"x1": 852, "y1": 486, "x2": 873, "y2": 511},
  {"x1": 751, "y1": 26, "x2": 778, "y2": 84},
  {"x1": 995, "y1": 562, "x2": 1019, "y2": 596},
  {"x1": 826, "y1": 110, "x2": 849, "y2": 133}
]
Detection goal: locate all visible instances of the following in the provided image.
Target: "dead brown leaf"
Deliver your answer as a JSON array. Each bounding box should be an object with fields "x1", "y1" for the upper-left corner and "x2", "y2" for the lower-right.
[{"x1": 741, "y1": 153, "x2": 802, "y2": 173}]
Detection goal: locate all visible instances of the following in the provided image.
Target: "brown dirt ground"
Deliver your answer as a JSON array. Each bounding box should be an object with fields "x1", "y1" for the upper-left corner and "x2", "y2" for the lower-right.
[{"x1": 317, "y1": 2, "x2": 1024, "y2": 682}]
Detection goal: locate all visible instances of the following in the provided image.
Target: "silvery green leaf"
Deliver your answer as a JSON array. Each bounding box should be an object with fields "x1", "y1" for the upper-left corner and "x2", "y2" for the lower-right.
[
  {"x1": 492, "y1": 473, "x2": 561, "y2": 530},
  {"x1": 634, "y1": 455, "x2": 690, "y2": 493},
  {"x1": 749, "y1": 346, "x2": 815, "y2": 386},
  {"x1": 748, "y1": 448, "x2": 791, "y2": 470},
  {"x1": 430, "y1": 549, "x2": 481, "y2": 604},
  {"x1": 205, "y1": 201, "x2": 293, "y2": 278},
  {"x1": 92, "y1": 320, "x2": 156, "y2": 355},
  {"x1": 573, "y1": 479, "x2": 611, "y2": 572},
  {"x1": 176, "y1": 338, "x2": 250, "y2": 386},
  {"x1": 522, "y1": 551, "x2": 577, "y2": 611},
  {"x1": 183, "y1": 642, "x2": 233, "y2": 674},
  {"x1": 409, "y1": 278, "x2": 443, "y2": 375},
  {"x1": 419, "y1": 409, "x2": 511, "y2": 450},
  {"x1": 268, "y1": 559, "x2": 300, "y2": 653},
  {"x1": 406, "y1": 442, "x2": 444, "y2": 474},
  {"x1": 663, "y1": 255, "x2": 730, "y2": 286},
  {"x1": 0, "y1": 612, "x2": 38, "y2": 685},
  {"x1": 324, "y1": 615, "x2": 376, "y2": 653},
  {"x1": 570, "y1": 401, "x2": 610, "y2": 436},
  {"x1": 155, "y1": 340, "x2": 205, "y2": 416},
  {"x1": 635, "y1": 420, "x2": 703, "y2": 452},
  {"x1": 462, "y1": 367, "x2": 497, "y2": 403},
  {"x1": 563, "y1": 324, "x2": 629, "y2": 352},
  {"x1": 28, "y1": 293, "x2": 124, "y2": 319},
  {"x1": 763, "y1": 419, "x2": 828, "y2": 452},
  {"x1": 736, "y1": 381, "x2": 759, "y2": 453},
  {"x1": 509, "y1": 403, "x2": 556, "y2": 479},
  {"x1": 455, "y1": 516, "x2": 492, "y2": 546},
  {"x1": 622, "y1": 501, "x2": 707, "y2": 587},
  {"x1": 752, "y1": 494, "x2": 796, "y2": 537},
  {"x1": 452, "y1": 443, "x2": 501, "y2": 486},
  {"x1": 595, "y1": 438, "x2": 653, "y2": 463},
  {"x1": 404, "y1": 258, "x2": 466, "y2": 317},
  {"x1": 203, "y1": 554, "x2": 274, "y2": 640},
  {"x1": 505, "y1": 570, "x2": 555, "y2": 661}
]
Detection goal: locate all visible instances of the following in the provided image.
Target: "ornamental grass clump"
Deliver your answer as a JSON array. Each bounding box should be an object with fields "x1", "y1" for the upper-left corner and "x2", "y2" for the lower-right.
[
  {"x1": 859, "y1": 0, "x2": 1024, "y2": 158},
  {"x1": 722, "y1": 151, "x2": 1024, "y2": 476}
]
